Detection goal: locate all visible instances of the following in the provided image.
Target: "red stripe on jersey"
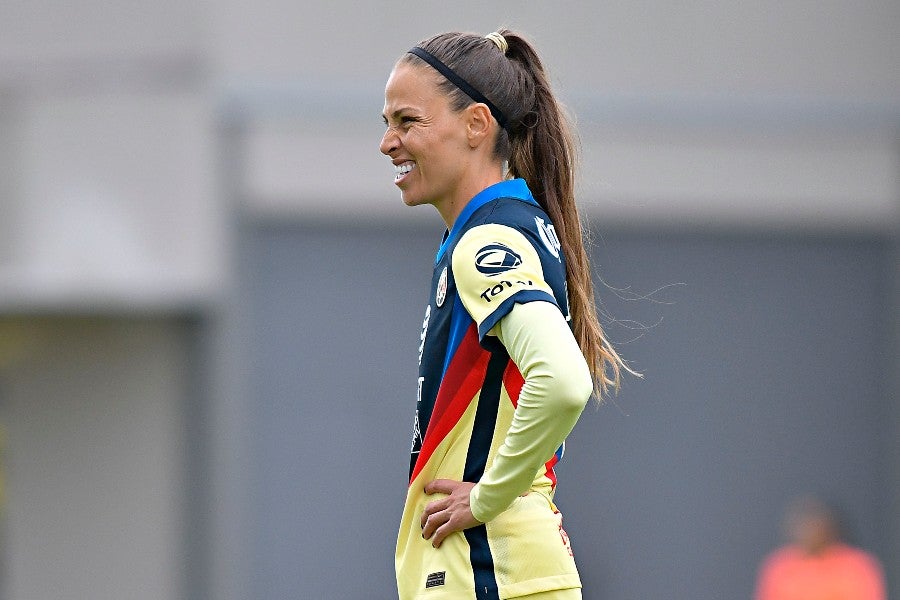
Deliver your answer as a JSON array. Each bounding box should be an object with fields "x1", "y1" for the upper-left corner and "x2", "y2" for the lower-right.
[
  {"x1": 502, "y1": 362, "x2": 525, "y2": 407},
  {"x1": 410, "y1": 324, "x2": 490, "y2": 485},
  {"x1": 544, "y1": 453, "x2": 559, "y2": 489},
  {"x1": 503, "y1": 360, "x2": 559, "y2": 489}
]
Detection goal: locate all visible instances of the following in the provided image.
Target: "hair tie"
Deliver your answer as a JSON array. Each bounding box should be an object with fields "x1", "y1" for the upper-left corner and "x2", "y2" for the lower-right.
[{"x1": 484, "y1": 31, "x2": 508, "y2": 54}]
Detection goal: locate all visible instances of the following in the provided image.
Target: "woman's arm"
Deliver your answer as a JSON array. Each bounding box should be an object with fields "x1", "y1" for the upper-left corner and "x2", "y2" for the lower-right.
[
  {"x1": 469, "y1": 299, "x2": 593, "y2": 523},
  {"x1": 420, "y1": 300, "x2": 592, "y2": 547}
]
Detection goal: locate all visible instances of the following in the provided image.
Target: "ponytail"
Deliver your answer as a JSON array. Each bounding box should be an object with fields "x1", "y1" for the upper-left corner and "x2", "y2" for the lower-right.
[{"x1": 502, "y1": 31, "x2": 630, "y2": 398}]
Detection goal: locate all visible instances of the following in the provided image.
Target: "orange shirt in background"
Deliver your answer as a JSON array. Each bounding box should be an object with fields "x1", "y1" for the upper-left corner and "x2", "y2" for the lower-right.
[{"x1": 754, "y1": 543, "x2": 886, "y2": 600}]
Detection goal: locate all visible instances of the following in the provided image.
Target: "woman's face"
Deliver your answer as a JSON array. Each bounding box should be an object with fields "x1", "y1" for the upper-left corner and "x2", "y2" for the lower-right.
[{"x1": 380, "y1": 61, "x2": 472, "y2": 211}]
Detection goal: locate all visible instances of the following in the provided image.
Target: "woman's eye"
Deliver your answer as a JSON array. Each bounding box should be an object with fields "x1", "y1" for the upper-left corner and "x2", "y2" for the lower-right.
[{"x1": 383, "y1": 115, "x2": 417, "y2": 129}]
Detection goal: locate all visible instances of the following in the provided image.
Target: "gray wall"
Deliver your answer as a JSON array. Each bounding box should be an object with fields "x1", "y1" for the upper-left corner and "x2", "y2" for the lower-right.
[
  {"x1": 236, "y1": 220, "x2": 894, "y2": 599},
  {"x1": 1, "y1": 2, "x2": 897, "y2": 599},
  {"x1": 0, "y1": 317, "x2": 196, "y2": 600}
]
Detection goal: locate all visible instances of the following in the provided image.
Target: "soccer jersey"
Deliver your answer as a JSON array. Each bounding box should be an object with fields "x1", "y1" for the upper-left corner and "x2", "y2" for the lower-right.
[{"x1": 397, "y1": 179, "x2": 581, "y2": 600}]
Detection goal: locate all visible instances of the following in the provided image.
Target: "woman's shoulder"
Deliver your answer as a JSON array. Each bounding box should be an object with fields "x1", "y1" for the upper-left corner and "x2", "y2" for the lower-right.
[
  {"x1": 468, "y1": 196, "x2": 549, "y2": 230},
  {"x1": 454, "y1": 198, "x2": 564, "y2": 267}
]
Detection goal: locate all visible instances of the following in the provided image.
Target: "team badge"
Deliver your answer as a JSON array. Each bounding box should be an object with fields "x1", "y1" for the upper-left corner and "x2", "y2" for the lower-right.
[
  {"x1": 535, "y1": 216, "x2": 561, "y2": 260},
  {"x1": 475, "y1": 243, "x2": 522, "y2": 276},
  {"x1": 435, "y1": 266, "x2": 448, "y2": 307}
]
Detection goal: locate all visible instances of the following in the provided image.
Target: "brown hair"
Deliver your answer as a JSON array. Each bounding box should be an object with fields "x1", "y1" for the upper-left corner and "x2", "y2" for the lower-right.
[{"x1": 401, "y1": 30, "x2": 633, "y2": 398}]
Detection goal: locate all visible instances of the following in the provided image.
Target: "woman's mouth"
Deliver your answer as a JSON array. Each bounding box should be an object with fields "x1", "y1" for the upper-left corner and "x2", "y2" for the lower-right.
[{"x1": 394, "y1": 161, "x2": 416, "y2": 183}]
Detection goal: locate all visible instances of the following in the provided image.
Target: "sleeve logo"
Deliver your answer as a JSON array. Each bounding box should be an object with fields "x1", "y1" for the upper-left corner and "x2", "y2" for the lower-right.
[
  {"x1": 535, "y1": 216, "x2": 561, "y2": 261},
  {"x1": 475, "y1": 243, "x2": 522, "y2": 276}
]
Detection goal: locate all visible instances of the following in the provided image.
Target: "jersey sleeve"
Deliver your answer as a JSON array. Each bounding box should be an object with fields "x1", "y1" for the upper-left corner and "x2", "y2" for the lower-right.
[
  {"x1": 469, "y1": 300, "x2": 592, "y2": 522},
  {"x1": 451, "y1": 223, "x2": 558, "y2": 341}
]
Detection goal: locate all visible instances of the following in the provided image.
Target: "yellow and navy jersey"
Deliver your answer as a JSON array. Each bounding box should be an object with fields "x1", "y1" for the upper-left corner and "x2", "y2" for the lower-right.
[{"x1": 398, "y1": 179, "x2": 580, "y2": 600}]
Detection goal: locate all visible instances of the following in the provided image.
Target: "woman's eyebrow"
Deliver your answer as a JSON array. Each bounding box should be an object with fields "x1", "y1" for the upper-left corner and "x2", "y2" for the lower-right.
[{"x1": 384, "y1": 106, "x2": 418, "y2": 122}]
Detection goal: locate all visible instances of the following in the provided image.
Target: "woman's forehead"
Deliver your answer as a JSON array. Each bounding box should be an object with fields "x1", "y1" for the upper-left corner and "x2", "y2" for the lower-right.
[{"x1": 384, "y1": 62, "x2": 443, "y2": 104}]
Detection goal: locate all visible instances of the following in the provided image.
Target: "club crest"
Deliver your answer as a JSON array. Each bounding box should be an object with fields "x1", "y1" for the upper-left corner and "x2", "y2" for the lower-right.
[{"x1": 435, "y1": 266, "x2": 448, "y2": 307}]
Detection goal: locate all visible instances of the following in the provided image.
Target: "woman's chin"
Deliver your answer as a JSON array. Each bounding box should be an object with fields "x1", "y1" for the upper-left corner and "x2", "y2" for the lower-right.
[{"x1": 400, "y1": 192, "x2": 428, "y2": 208}]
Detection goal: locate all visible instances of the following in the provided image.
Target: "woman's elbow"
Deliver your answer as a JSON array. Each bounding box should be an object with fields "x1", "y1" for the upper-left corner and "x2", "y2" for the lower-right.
[{"x1": 554, "y1": 360, "x2": 593, "y2": 413}]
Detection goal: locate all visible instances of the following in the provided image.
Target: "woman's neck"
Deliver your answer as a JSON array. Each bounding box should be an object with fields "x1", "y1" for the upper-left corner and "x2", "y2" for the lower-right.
[{"x1": 435, "y1": 167, "x2": 506, "y2": 229}]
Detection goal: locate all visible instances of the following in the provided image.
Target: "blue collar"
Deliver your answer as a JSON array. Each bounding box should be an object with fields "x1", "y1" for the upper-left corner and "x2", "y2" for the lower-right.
[{"x1": 436, "y1": 179, "x2": 537, "y2": 263}]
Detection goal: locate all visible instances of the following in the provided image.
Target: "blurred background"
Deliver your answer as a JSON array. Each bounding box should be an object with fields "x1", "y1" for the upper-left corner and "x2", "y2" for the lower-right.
[{"x1": 0, "y1": 1, "x2": 897, "y2": 599}]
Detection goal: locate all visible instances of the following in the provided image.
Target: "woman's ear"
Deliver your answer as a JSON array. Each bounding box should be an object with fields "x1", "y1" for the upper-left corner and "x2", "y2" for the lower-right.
[{"x1": 465, "y1": 103, "x2": 494, "y2": 148}]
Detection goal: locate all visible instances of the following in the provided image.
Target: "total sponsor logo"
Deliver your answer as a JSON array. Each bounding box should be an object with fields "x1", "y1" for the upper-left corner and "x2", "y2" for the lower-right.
[
  {"x1": 479, "y1": 278, "x2": 534, "y2": 302},
  {"x1": 475, "y1": 243, "x2": 522, "y2": 276}
]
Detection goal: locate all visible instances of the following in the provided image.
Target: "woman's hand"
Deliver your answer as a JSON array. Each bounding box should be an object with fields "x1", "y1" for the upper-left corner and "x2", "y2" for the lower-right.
[{"x1": 420, "y1": 479, "x2": 483, "y2": 548}]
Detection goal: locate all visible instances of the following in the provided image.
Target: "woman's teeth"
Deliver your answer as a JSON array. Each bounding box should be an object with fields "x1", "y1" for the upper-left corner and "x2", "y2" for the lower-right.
[{"x1": 395, "y1": 163, "x2": 415, "y2": 180}]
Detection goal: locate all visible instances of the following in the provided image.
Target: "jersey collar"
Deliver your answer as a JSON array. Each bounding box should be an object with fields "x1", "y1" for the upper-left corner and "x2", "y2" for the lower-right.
[{"x1": 436, "y1": 178, "x2": 537, "y2": 263}]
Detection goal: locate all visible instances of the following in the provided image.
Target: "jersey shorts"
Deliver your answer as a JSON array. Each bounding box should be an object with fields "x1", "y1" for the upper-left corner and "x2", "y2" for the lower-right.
[{"x1": 396, "y1": 179, "x2": 581, "y2": 600}]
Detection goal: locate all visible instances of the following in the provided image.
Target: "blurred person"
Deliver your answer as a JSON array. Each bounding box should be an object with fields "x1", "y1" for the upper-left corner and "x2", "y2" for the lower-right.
[
  {"x1": 380, "y1": 29, "x2": 632, "y2": 600},
  {"x1": 754, "y1": 496, "x2": 886, "y2": 600}
]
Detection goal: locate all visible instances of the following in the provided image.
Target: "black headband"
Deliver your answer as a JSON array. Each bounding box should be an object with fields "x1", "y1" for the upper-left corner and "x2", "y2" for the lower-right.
[{"x1": 408, "y1": 46, "x2": 509, "y2": 131}]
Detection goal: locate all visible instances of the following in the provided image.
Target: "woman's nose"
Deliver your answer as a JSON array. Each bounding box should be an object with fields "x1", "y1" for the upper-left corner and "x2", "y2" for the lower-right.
[{"x1": 380, "y1": 127, "x2": 399, "y2": 156}]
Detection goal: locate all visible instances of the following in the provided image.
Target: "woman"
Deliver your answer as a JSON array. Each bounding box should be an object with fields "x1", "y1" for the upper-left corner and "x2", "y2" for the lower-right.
[{"x1": 380, "y1": 29, "x2": 629, "y2": 600}]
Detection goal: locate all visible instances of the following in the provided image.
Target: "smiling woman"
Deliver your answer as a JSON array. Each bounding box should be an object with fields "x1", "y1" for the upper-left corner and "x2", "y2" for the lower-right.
[
  {"x1": 381, "y1": 30, "x2": 633, "y2": 600},
  {"x1": 381, "y1": 59, "x2": 482, "y2": 218}
]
